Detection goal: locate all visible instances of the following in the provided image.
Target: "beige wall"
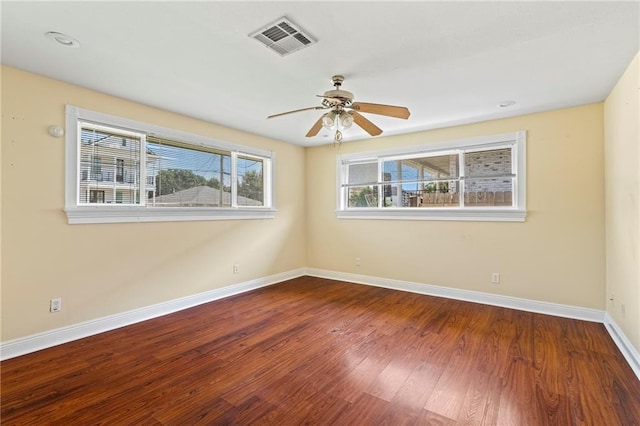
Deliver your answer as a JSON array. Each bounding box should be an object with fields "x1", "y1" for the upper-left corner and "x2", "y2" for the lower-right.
[
  {"x1": 1, "y1": 66, "x2": 307, "y2": 341},
  {"x1": 2, "y1": 61, "x2": 629, "y2": 349},
  {"x1": 306, "y1": 104, "x2": 606, "y2": 309},
  {"x1": 604, "y1": 52, "x2": 640, "y2": 352}
]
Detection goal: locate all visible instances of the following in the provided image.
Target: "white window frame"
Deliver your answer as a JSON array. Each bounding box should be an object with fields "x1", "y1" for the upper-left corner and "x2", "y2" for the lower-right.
[
  {"x1": 336, "y1": 131, "x2": 526, "y2": 222},
  {"x1": 65, "y1": 105, "x2": 276, "y2": 224}
]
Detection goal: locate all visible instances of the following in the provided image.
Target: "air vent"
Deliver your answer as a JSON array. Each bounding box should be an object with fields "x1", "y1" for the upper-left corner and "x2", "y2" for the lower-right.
[{"x1": 249, "y1": 17, "x2": 316, "y2": 57}]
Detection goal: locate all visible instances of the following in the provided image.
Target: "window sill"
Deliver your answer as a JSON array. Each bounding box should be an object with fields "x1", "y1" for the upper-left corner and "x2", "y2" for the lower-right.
[
  {"x1": 336, "y1": 208, "x2": 526, "y2": 222},
  {"x1": 65, "y1": 206, "x2": 277, "y2": 224}
]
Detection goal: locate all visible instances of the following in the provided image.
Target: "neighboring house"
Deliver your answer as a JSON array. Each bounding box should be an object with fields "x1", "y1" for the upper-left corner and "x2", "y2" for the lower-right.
[{"x1": 79, "y1": 127, "x2": 158, "y2": 204}]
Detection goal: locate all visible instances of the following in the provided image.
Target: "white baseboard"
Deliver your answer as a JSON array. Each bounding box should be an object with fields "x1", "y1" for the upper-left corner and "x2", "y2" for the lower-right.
[
  {"x1": 305, "y1": 268, "x2": 605, "y2": 322},
  {"x1": 0, "y1": 269, "x2": 306, "y2": 361},
  {"x1": 3, "y1": 268, "x2": 638, "y2": 383},
  {"x1": 604, "y1": 312, "x2": 640, "y2": 379}
]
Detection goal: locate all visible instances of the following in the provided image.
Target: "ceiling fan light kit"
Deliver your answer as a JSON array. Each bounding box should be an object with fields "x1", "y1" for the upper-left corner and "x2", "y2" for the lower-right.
[
  {"x1": 268, "y1": 75, "x2": 410, "y2": 145},
  {"x1": 340, "y1": 111, "x2": 354, "y2": 129},
  {"x1": 321, "y1": 110, "x2": 353, "y2": 129},
  {"x1": 321, "y1": 111, "x2": 337, "y2": 128}
]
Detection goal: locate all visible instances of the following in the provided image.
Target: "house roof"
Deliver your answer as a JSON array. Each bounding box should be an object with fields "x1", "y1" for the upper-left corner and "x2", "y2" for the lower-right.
[
  {"x1": 1, "y1": 2, "x2": 638, "y2": 146},
  {"x1": 150, "y1": 186, "x2": 262, "y2": 207}
]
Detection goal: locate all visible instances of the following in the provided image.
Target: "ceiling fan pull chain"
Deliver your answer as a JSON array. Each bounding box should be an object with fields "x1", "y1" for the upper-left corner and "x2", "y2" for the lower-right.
[{"x1": 334, "y1": 129, "x2": 343, "y2": 144}]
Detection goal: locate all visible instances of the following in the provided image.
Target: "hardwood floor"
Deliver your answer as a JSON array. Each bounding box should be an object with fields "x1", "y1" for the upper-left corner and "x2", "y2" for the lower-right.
[{"x1": 2, "y1": 276, "x2": 639, "y2": 425}]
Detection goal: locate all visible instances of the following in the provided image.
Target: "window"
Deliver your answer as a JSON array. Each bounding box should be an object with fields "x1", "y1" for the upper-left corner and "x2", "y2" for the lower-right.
[
  {"x1": 89, "y1": 190, "x2": 105, "y2": 204},
  {"x1": 337, "y1": 131, "x2": 526, "y2": 221},
  {"x1": 65, "y1": 106, "x2": 275, "y2": 224},
  {"x1": 116, "y1": 159, "x2": 125, "y2": 183}
]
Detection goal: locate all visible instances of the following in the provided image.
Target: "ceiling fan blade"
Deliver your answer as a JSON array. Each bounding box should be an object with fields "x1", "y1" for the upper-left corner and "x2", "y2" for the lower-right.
[
  {"x1": 351, "y1": 102, "x2": 410, "y2": 119},
  {"x1": 352, "y1": 111, "x2": 383, "y2": 136},
  {"x1": 268, "y1": 106, "x2": 325, "y2": 119},
  {"x1": 305, "y1": 117, "x2": 324, "y2": 137}
]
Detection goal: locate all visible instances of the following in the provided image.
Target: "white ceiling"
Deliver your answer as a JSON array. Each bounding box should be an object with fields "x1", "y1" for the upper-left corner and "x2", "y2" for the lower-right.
[{"x1": 2, "y1": 1, "x2": 638, "y2": 146}]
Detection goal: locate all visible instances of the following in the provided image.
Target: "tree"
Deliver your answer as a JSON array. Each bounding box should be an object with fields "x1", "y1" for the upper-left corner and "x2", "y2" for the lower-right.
[
  {"x1": 207, "y1": 177, "x2": 221, "y2": 189},
  {"x1": 238, "y1": 170, "x2": 263, "y2": 201},
  {"x1": 425, "y1": 181, "x2": 449, "y2": 193},
  {"x1": 155, "y1": 169, "x2": 219, "y2": 196},
  {"x1": 349, "y1": 186, "x2": 377, "y2": 207}
]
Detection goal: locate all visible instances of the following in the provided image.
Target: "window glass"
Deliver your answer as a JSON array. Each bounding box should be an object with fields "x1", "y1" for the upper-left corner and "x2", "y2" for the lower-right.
[
  {"x1": 464, "y1": 179, "x2": 513, "y2": 206},
  {"x1": 346, "y1": 162, "x2": 379, "y2": 207},
  {"x1": 337, "y1": 132, "x2": 525, "y2": 221},
  {"x1": 382, "y1": 154, "x2": 460, "y2": 208},
  {"x1": 348, "y1": 162, "x2": 377, "y2": 185},
  {"x1": 89, "y1": 190, "x2": 105, "y2": 203},
  {"x1": 237, "y1": 155, "x2": 265, "y2": 207},
  {"x1": 348, "y1": 185, "x2": 379, "y2": 207},
  {"x1": 464, "y1": 148, "x2": 512, "y2": 178},
  {"x1": 146, "y1": 138, "x2": 232, "y2": 208},
  {"x1": 464, "y1": 148, "x2": 513, "y2": 207},
  {"x1": 79, "y1": 125, "x2": 142, "y2": 205}
]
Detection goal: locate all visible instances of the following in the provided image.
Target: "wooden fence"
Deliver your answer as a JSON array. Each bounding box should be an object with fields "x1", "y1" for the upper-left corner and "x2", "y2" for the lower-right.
[{"x1": 406, "y1": 190, "x2": 512, "y2": 207}]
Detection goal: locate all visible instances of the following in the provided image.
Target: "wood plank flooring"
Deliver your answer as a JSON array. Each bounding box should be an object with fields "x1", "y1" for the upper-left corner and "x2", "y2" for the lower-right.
[{"x1": 2, "y1": 276, "x2": 639, "y2": 425}]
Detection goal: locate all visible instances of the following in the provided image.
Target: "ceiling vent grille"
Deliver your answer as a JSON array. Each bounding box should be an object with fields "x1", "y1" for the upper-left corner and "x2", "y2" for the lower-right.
[{"x1": 249, "y1": 17, "x2": 316, "y2": 57}]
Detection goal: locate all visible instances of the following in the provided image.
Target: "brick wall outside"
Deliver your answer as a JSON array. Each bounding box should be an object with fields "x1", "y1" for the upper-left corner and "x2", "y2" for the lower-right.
[{"x1": 464, "y1": 148, "x2": 512, "y2": 193}]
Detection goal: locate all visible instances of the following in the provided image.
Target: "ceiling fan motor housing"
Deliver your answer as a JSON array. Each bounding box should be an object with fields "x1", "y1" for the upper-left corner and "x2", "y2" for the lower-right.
[
  {"x1": 322, "y1": 89, "x2": 354, "y2": 104},
  {"x1": 324, "y1": 75, "x2": 353, "y2": 105}
]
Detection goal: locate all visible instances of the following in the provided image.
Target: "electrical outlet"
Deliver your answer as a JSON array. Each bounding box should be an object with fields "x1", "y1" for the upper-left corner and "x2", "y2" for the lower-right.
[
  {"x1": 50, "y1": 298, "x2": 62, "y2": 313},
  {"x1": 233, "y1": 264, "x2": 239, "y2": 274},
  {"x1": 491, "y1": 273, "x2": 500, "y2": 284},
  {"x1": 355, "y1": 257, "x2": 361, "y2": 267}
]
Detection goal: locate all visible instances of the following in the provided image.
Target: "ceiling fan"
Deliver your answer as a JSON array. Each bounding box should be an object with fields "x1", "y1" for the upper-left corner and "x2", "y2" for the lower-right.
[{"x1": 268, "y1": 75, "x2": 410, "y2": 143}]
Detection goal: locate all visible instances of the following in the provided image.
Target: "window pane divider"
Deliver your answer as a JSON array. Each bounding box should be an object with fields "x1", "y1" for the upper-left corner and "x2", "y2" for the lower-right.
[{"x1": 461, "y1": 173, "x2": 516, "y2": 179}]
